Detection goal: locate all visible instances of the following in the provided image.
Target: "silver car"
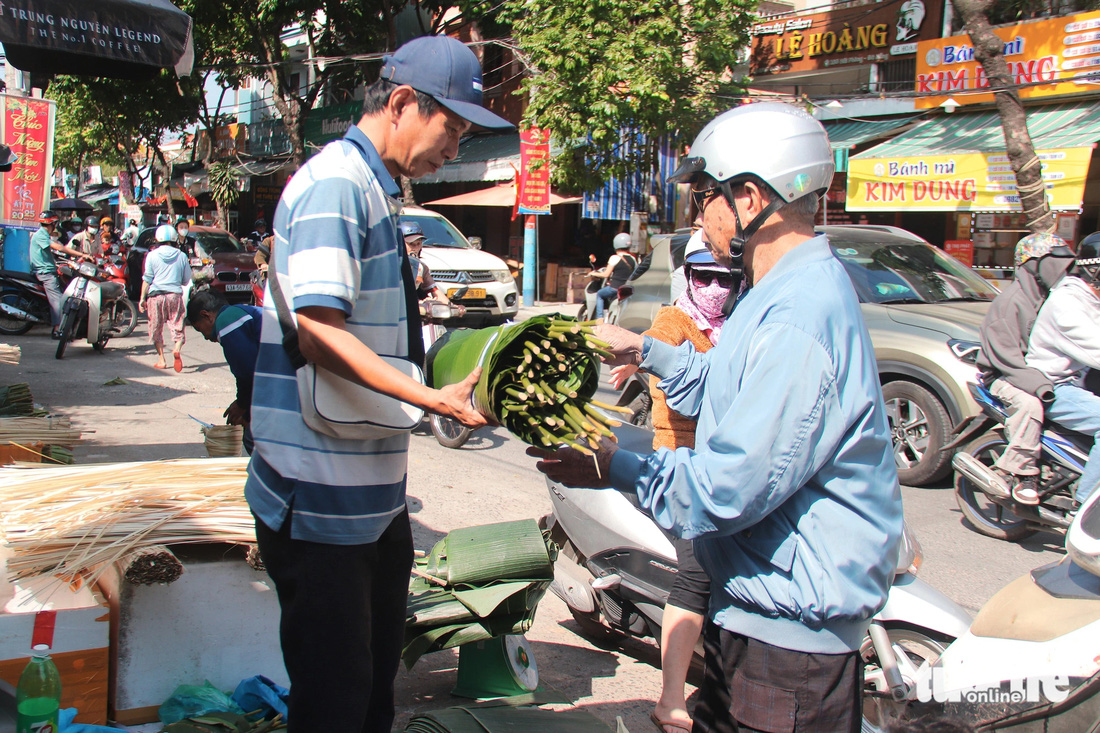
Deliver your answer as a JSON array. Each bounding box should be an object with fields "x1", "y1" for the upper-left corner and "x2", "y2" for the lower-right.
[{"x1": 615, "y1": 225, "x2": 995, "y2": 487}]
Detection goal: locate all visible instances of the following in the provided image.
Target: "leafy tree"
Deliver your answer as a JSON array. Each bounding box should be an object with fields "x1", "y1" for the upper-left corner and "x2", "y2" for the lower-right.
[
  {"x1": 49, "y1": 74, "x2": 200, "y2": 206},
  {"x1": 208, "y1": 161, "x2": 242, "y2": 229},
  {"x1": 499, "y1": 0, "x2": 755, "y2": 191}
]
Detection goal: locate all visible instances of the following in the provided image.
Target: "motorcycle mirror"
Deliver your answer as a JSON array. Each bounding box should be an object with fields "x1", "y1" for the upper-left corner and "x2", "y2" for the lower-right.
[{"x1": 467, "y1": 236, "x2": 482, "y2": 251}]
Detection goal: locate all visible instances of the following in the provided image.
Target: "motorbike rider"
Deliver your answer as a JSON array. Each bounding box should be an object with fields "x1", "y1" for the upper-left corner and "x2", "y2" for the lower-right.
[
  {"x1": 98, "y1": 216, "x2": 121, "y2": 255},
  {"x1": 976, "y1": 233, "x2": 1076, "y2": 505},
  {"x1": 122, "y1": 218, "x2": 140, "y2": 248},
  {"x1": 532, "y1": 103, "x2": 903, "y2": 732},
  {"x1": 29, "y1": 211, "x2": 93, "y2": 338},
  {"x1": 248, "y1": 218, "x2": 268, "y2": 244},
  {"x1": 1025, "y1": 233, "x2": 1100, "y2": 506},
  {"x1": 71, "y1": 215, "x2": 103, "y2": 256},
  {"x1": 400, "y1": 221, "x2": 452, "y2": 305},
  {"x1": 587, "y1": 232, "x2": 637, "y2": 320},
  {"x1": 175, "y1": 216, "x2": 199, "y2": 258}
]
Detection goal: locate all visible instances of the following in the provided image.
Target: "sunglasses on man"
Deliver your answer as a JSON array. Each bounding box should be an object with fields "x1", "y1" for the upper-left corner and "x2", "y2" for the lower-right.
[{"x1": 691, "y1": 186, "x2": 724, "y2": 214}]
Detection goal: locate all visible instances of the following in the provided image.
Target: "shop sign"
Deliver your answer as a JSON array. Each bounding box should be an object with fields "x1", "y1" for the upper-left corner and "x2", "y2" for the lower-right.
[
  {"x1": 916, "y1": 10, "x2": 1100, "y2": 108},
  {"x1": 944, "y1": 240, "x2": 974, "y2": 265},
  {"x1": 249, "y1": 119, "x2": 292, "y2": 157},
  {"x1": 213, "y1": 124, "x2": 244, "y2": 159},
  {"x1": 304, "y1": 102, "x2": 362, "y2": 150},
  {"x1": 517, "y1": 128, "x2": 551, "y2": 215},
  {"x1": 750, "y1": 0, "x2": 943, "y2": 75},
  {"x1": 254, "y1": 184, "x2": 283, "y2": 208},
  {"x1": 1, "y1": 95, "x2": 54, "y2": 229},
  {"x1": 846, "y1": 147, "x2": 1092, "y2": 212}
]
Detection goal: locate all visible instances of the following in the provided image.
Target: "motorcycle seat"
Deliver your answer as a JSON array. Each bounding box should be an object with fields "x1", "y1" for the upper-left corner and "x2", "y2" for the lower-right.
[
  {"x1": 100, "y1": 281, "x2": 125, "y2": 301},
  {"x1": 0, "y1": 269, "x2": 38, "y2": 282}
]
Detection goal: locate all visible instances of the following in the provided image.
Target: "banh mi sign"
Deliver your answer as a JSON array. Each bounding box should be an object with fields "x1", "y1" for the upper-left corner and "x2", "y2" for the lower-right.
[
  {"x1": 846, "y1": 148, "x2": 1092, "y2": 212},
  {"x1": 916, "y1": 9, "x2": 1100, "y2": 107}
]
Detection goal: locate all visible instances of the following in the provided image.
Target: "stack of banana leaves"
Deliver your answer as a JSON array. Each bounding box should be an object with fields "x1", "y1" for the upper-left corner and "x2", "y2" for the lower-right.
[
  {"x1": 405, "y1": 702, "x2": 629, "y2": 732},
  {"x1": 403, "y1": 519, "x2": 556, "y2": 667},
  {"x1": 427, "y1": 315, "x2": 629, "y2": 452}
]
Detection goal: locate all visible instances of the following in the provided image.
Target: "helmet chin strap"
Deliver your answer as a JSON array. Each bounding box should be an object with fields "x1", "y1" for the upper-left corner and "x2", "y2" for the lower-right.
[{"x1": 717, "y1": 181, "x2": 786, "y2": 317}]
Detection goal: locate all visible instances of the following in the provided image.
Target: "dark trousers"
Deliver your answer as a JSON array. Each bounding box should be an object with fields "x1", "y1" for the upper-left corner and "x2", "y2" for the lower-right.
[
  {"x1": 254, "y1": 509, "x2": 414, "y2": 732},
  {"x1": 35, "y1": 271, "x2": 62, "y2": 328},
  {"x1": 692, "y1": 622, "x2": 862, "y2": 733}
]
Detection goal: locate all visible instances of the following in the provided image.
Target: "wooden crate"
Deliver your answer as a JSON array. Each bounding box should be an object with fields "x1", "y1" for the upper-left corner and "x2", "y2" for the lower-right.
[{"x1": 0, "y1": 573, "x2": 110, "y2": 725}]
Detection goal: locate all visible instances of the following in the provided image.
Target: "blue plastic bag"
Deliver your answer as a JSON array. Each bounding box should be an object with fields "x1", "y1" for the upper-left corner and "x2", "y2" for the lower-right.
[
  {"x1": 231, "y1": 675, "x2": 289, "y2": 721},
  {"x1": 60, "y1": 708, "x2": 117, "y2": 732},
  {"x1": 158, "y1": 680, "x2": 245, "y2": 724}
]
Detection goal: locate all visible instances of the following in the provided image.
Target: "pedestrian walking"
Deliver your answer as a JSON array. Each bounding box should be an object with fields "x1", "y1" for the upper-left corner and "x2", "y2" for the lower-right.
[
  {"x1": 139, "y1": 224, "x2": 191, "y2": 372},
  {"x1": 531, "y1": 102, "x2": 903, "y2": 733},
  {"x1": 245, "y1": 35, "x2": 510, "y2": 732}
]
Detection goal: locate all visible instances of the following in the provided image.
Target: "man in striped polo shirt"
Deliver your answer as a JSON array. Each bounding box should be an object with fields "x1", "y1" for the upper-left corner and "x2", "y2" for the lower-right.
[{"x1": 245, "y1": 36, "x2": 512, "y2": 731}]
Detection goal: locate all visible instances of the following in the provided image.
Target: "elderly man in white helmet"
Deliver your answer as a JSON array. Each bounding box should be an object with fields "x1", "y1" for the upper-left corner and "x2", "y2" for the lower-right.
[{"x1": 530, "y1": 103, "x2": 903, "y2": 732}]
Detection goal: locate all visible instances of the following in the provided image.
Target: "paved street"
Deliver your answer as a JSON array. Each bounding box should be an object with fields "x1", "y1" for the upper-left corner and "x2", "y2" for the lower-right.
[{"x1": 0, "y1": 313, "x2": 1064, "y2": 731}]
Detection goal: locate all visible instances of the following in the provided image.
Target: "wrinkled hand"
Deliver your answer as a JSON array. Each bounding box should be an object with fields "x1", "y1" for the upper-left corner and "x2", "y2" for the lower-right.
[
  {"x1": 527, "y1": 437, "x2": 618, "y2": 489},
  {"x1": 593, "y1": 323, "x2": 644, "y2": 367},
  {"x1": 436, "y1": 367, "x2": 491, "y2": 428},
  {"x1": 609, "y1": 363, "x2": 640, "y2": 390},
  {"x1": 224, "y1": 400, "x2": 247, "y2": 426}
]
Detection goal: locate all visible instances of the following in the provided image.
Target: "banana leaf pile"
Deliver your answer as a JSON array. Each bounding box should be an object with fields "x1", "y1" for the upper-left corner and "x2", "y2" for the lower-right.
[
  {"x1": 427, "y1": 316, "x2": 627, "y2": 452},
  {"x1": 404, "y1": 705, "x2": 626, "y2": 732},
  {"x1": 403, "y1": 519, "x2": 555, "y2": 667}
]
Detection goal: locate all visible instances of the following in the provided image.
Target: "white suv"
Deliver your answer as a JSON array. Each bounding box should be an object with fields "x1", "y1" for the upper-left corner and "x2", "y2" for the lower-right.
[{"x1": 399, "y1": 206, "x2": 519, "y2": 325}]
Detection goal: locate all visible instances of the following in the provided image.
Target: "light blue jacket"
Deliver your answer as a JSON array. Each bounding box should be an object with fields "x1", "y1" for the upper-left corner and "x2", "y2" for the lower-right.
[
  {"x1": 609, "y1": 235, "x2": 903, "y2": 653},
  {"x1": 142, "y1": 245, "x2": 192, "y2": 294}
]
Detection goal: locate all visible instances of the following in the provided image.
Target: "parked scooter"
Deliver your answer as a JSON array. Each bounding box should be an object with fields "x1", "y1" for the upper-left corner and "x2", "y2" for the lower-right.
[
  {"x1": 54, "y1": 258, "x2": 127, "y2": 359},
  {"x1": 0, "y1": 270, "x2": 51, "y2": 335},
  {"x1": 539, "y1": 421, "x2": 973, "y2": 731},
  {"x1": 948, "y1": 380, "x2": 1082, "y2": 541},
  {"x1": 422, "y1": 292, "x2": 471, "y2": 448},
  {"x1": 897, "y1": 488, "x2": 1100, "y2": 730}
]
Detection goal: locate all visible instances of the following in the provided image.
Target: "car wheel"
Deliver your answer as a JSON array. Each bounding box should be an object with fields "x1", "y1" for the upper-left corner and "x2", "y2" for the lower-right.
[{"x1": 882, "y1": 380, "x2": 952, "y2": 487}]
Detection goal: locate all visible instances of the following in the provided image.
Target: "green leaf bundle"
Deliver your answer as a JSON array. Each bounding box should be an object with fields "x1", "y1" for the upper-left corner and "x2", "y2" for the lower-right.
[{"x1": 427, "y1": 316, "x2": 626, "y2": 453}]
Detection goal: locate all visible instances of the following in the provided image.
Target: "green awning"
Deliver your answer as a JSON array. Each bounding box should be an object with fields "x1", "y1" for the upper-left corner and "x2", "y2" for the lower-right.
[
  {"x1": 854, "y1": 100, "x2": 1100, "y2": 159},
  {"x1": 823, "y1": 117, "x2": 918, "y2": 151},
  {"x1": 824, "y1": 117, "x2": 918, "y2": 173}
]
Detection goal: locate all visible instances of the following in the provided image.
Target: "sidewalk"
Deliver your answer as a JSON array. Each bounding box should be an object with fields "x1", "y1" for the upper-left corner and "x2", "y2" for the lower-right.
[{"x1": 515, "y1": 300, "x2": 579, "y2": 322}]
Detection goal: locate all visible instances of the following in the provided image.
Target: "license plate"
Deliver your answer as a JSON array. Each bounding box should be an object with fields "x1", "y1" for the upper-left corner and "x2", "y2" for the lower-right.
[
  {"x1": 448, "y1": 288, "x2": 486, "y2": 299},
  {"x1": 225, "y1": 283, "x2": 252, "y2": 292}
]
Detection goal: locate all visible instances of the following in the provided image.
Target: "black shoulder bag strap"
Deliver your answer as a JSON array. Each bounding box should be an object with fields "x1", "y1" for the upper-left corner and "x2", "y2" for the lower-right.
[{"x1": 266, "y1": 234, "x2": 425, "y2": 371}]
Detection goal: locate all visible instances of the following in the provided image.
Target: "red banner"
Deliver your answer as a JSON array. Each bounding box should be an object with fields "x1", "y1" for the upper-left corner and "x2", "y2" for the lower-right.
[
  {"x1": 517, "y1": 128, "x2": 551, "y2": 215},
  {"x1": 944, "y1": 240, "x2": 974, "y2": 266},
  {"x1": 2, "y1": 96, "x2": 54, "y2": 229}
]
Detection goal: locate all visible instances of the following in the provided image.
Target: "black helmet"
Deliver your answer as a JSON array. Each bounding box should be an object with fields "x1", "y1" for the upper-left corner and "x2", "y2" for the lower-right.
[
  {"x1": 84, "y1": 215, "x2": 99, "y2": 229},
  {"x1": 254, "y1": 219, "x2": 266, "y2": 229},
  {"x1": 176, "y1": 215, "x2": 189, "y2": 226},
  {"x1": 0, "y1": 144, "x2": 16, "y2": 172},
  {"x1": 157, "y1": 213, "x2": 170, "y2": 224},
  {"x1": 38, "y1": 210, "x2": 59, "y2": 225},
  {"x1": 1075, "y1": 232, "x2": 1100, "y2": 287}
]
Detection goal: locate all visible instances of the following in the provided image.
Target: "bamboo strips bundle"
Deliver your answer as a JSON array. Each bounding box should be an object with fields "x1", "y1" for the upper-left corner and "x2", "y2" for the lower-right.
[
  {"x1": 0, "y1": 457, "x2": 254, "y2": 583},
  {"x1": 0, "y1": 383, "x2": 34, "y2": 416},
  {"x1": 120, "y1": 544, "x2": 184, "y2": 585},
  {"x1": 0, "y1": 344, "x2": 20, "y2": 365},
  {"x1": 202, "y1": 424, "x2": 244, "y2": 457},
  {"x1": 0, "y1": 416, "x2": 82, "y2": 446}
]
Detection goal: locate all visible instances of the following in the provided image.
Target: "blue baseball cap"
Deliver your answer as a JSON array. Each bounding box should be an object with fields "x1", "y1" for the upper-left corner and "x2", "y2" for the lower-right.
[
  {"x1": 400, "y1": 221, "x2": 425, "y2": 239},
  {"x1": 380, "y1": 36, "x2": 513, "y2": 131}
]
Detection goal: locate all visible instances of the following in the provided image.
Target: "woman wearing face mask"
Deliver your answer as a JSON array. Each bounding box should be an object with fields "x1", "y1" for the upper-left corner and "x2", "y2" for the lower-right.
[{"x1": 611, "y1": 229, "x2": 733, "y2": 733}]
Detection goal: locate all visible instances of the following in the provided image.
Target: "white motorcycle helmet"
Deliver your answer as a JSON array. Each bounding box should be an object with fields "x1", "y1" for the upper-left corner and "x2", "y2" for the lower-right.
[
  {"x1": 613, "y1": 232, "x2": 632, "y2": 250},
  {"x1": 155, "y1": 224, "x2": 178, "y2": 243},
  {"x1": 669, "y1": 103, "x2": 834, "y2": 311}
]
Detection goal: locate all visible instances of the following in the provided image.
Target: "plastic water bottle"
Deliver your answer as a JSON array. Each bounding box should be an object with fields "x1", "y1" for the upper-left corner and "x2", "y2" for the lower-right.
[{"x1": 15, "y1": 654, "x2": 61, "y2": 733}]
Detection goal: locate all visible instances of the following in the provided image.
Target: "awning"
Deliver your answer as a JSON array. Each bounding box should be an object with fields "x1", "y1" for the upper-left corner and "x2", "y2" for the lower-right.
[
  {"x1": 0, "y1": 0, "x2": 195, "y2": 79},
  {"x1": 855, "y1": 100, "x2": 1100, "y2": 159},
  {"x1": 582, "y1": 132, "x2": 679, "y2": 222},
  {"x1": 417, "y1": 134, "x2": 520, "y2": 184},
  {"x1": 424, "y1": 183, "x2": 580, "y2": 208},
  {"x1": 823, "y1": 116, "x2": 919, "y2": 173}
]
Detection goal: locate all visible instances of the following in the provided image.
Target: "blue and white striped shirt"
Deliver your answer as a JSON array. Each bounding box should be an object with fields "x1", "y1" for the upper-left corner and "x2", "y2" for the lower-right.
[{"x1": 245, "y1": 126, "x2": 412, "y2": 545}]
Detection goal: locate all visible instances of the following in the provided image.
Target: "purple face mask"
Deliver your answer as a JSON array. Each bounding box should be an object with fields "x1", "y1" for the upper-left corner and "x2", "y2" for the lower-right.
[{"x1": 676, "y1": 265, "x2": 732, "y2": 344}]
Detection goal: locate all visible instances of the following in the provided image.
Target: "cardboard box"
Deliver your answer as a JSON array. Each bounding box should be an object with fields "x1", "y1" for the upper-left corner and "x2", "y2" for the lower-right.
[
  {"x1": 97, "y1": 545, "x2": 286, "y2": 725},
  {"x1": 0, "y1": 569, "x2": 110, "y2": 725}
]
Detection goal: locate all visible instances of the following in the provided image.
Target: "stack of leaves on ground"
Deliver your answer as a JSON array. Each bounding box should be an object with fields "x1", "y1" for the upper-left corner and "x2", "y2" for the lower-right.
[{"x1": 403, "y1": 519, "x2": 555, "y2": 667}]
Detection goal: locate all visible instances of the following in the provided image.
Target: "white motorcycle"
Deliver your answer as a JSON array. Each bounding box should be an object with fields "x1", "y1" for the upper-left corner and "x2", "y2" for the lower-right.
[
  {"x1": 539, "y1": 421, "x2": 974, "y2": 731},
  {"x1": 54, "y1": 259, "x2": 127, "y2": 359}
]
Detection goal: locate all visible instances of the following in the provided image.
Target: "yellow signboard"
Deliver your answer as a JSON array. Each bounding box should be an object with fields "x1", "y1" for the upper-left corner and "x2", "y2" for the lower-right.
[
  {"x1": 846, "y1": 148, "x2": 1091, "y2": 212},
  {"x1": 915, "y1": 10, "x2": 1100, "y2": 108}
]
